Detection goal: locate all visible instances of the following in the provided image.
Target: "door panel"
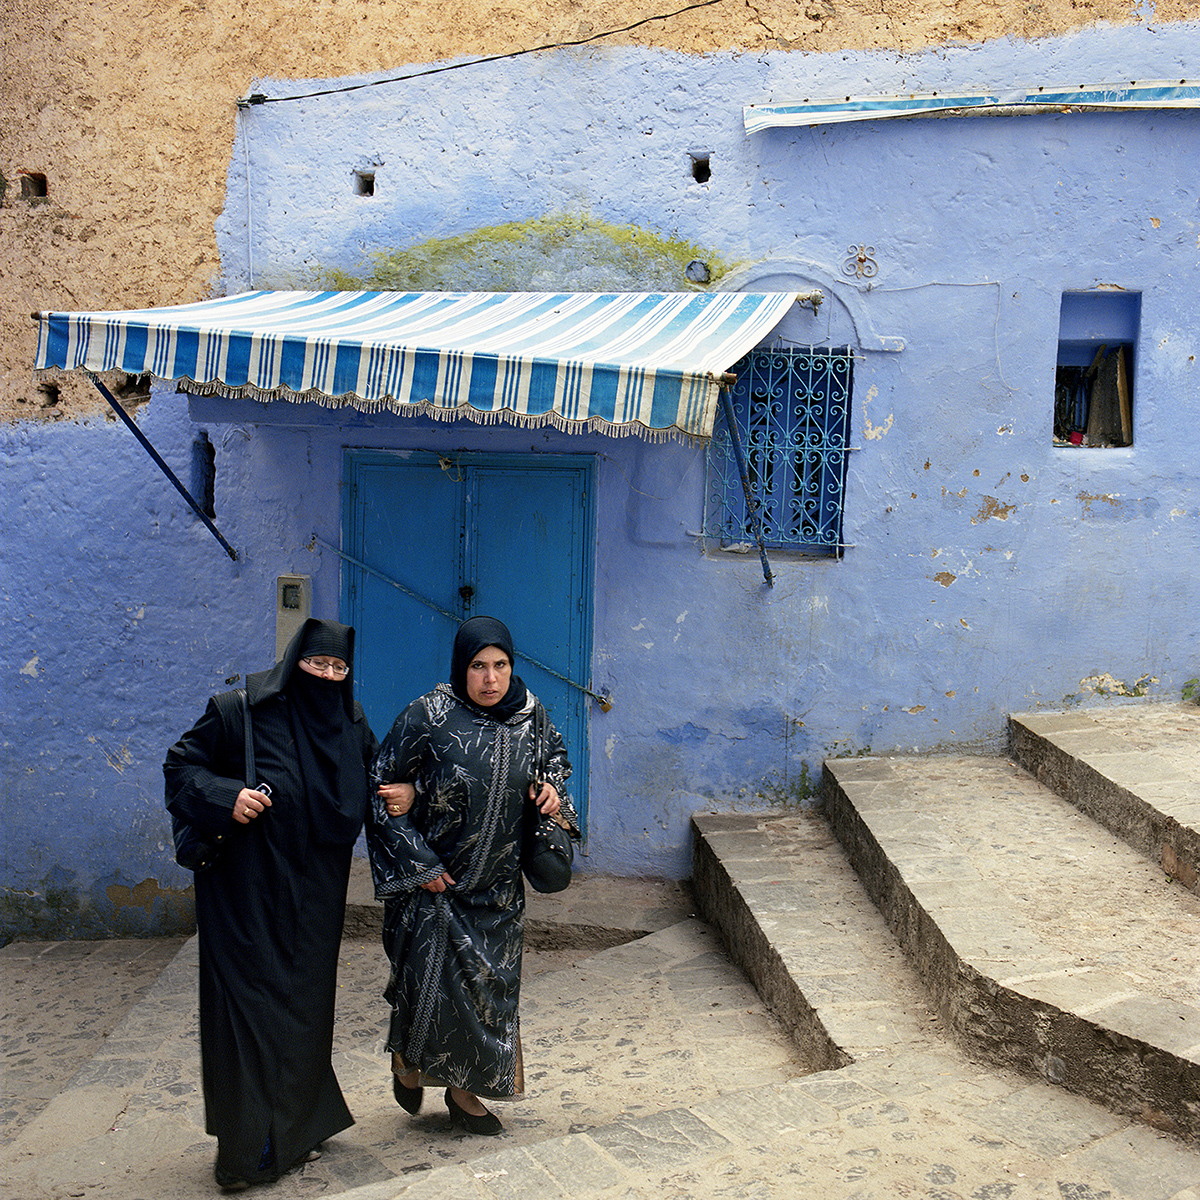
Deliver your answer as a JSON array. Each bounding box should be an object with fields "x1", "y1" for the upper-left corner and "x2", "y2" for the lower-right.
[
  {"x1": 470, "y1": 468, "x2": 587, "y2": 800},
  {"x1": 347, "y1": 457, "x2": 461, "y2": 738},
  {"x1": 343, "y1": 450, "x2": 592, "y2": 827}
]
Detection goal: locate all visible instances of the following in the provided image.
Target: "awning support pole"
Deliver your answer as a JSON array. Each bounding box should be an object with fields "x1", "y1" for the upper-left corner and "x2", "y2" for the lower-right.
[
  {"x1": 86, "y1": 373, "x2": 239, "y2": 561},
  {"x1": 718, "y1": 385, "x2": 774, "y2": 588}
]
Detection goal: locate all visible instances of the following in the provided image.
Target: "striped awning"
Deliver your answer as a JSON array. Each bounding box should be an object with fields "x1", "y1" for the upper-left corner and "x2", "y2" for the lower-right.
[
  {"x1": 34, "y1": 289, "x2": 802, "y2": 440},
  {"x1": 745, "y1": 80, "x2": 1199, "y2": 133}
]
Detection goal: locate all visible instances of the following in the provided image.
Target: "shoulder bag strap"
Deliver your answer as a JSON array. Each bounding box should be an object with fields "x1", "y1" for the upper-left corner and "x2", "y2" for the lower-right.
[
  {"x1": 239, "y1": 688, "x2": 255, "y2": 785},
  {"x1": 534, "y1": 700, "x2": 547, "y2": 787}
]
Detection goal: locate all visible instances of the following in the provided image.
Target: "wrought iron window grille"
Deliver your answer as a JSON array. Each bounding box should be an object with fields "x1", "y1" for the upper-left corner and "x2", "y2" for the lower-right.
[{"x1": 705, "y1": 347, "x2": 854, "y2": 556}]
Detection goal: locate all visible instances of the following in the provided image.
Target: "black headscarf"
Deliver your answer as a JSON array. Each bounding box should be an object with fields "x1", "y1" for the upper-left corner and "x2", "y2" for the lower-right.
[
  {"x1": 449, "y1": 616, "x2": 529, "y2": 722},
  {"x1": 263, "y1": 618, "x2": 369, "y2": 844}
]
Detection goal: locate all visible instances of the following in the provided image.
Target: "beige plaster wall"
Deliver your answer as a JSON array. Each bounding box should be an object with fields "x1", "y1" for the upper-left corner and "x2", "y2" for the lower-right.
[{"x1": 1, "y1": 0, "x2": 1181, "y2": 422}]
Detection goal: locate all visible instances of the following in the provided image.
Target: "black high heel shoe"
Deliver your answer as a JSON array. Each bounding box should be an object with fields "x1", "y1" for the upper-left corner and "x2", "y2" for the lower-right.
[
  {"x1": 392, "y1": 1073, "x2": 423, "y2": 1115},
  {"x1": 444, "y1": 1087, "x2": 503, "y2": 1135}
]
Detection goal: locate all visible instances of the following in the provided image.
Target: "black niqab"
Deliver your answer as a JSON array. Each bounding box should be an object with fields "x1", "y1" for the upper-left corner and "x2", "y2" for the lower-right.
[{"x1": 274, "y1": 618, "x2": 369, "y2": 844}]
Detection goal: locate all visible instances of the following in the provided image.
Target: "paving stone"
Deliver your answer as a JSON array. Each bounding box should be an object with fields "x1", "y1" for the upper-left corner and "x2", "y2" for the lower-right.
[
  {"x1": 588, "y1": 1107, "x2": 734, "y2": 1170},
  {"x1": 965, "y1": 1082, "x2": 1126, "y2": 1156},
  {"x1": 1068, "y1": 1124, "x2": 1200, "y2": 1200}
]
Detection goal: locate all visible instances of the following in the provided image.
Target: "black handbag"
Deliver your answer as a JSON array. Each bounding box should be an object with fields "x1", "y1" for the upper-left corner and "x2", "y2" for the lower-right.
[
  {"x1": 521, "y1": 700, "x2": 574, "y2": 894},
  {"x1": 171, "y1": 688, "x2": 255, "y2": 872}
]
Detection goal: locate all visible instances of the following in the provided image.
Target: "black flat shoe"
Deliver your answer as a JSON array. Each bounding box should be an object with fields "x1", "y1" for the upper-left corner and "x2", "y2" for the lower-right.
[
  {"x1": 444, "y1": 1088, "x2": 503, "y2": 1136},
  {"x1": 213, "y1": 1165, "x2": 251, "y2": 1191},
  {"x1": 393, "y1": 1073, "x2": 423, "y2": 1115}
]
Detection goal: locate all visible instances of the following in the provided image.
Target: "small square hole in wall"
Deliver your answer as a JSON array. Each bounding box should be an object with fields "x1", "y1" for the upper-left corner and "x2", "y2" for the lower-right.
[
  {"x1": 689, "y1": 152, "x2": 711, "y2": 184},
  {"x1": 354, "y1": 170, "x2": 376, "y2": 196},
  {"x1": 21, "y1": 172, "x2": 48, "y2": 199},
  {"x1": 1054, "y1": 291, "x2": 1139, "y2": 448}
]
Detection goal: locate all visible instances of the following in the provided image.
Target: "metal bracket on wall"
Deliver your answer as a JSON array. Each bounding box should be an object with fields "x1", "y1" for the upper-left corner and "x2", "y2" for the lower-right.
[{"x1": 86, "y1": 372, "x2": 239, "y2": 561}]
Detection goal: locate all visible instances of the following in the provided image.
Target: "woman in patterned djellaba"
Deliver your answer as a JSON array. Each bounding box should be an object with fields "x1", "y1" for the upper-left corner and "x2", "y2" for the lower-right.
[{"x1": 368, "y1": 616, "x2": 579, "y2": 1135}]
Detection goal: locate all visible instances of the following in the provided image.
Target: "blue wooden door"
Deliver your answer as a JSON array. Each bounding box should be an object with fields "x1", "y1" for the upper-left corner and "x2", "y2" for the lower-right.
[{"x1": 343, "y1": 450, "x2": 593, "y2": 828}]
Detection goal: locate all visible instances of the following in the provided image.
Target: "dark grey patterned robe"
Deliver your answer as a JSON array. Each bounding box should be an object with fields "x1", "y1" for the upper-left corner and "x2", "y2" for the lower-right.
[{"x1": 368, "y1": 684, "x2": 575, "y2": 1100}]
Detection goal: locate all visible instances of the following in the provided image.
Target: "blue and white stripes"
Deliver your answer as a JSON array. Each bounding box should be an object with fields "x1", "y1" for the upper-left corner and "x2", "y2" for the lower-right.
[{"x1": 35, "y1": 289, "x2": 800, "y2": 440}]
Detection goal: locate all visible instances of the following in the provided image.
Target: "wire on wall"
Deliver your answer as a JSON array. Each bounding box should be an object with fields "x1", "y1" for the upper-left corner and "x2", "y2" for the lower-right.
[{"x1": 237, "y1": 0, "x2": 729, "y2": 108}]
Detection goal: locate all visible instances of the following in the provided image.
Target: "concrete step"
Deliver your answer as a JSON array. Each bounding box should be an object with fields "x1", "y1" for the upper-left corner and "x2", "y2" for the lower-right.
[
  {"x1": 343, "y1": 857, "x2": 696, "y2": 950},
  {"x1": 1010, "y1": 703, "x2": 1200, "y2": 893},
  {"x1": 690, "y1": 808, "x2": 950, "y2": 1072},
  {"x1": 823, "y1": 752, "x2": 1200, "y2": 1141}
]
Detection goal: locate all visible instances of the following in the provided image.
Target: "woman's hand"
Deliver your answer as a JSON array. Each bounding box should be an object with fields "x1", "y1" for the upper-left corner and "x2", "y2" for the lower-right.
[
  {"x1": 530, "y1": 780, "x2": 561, "y2": 816},
  {"x1": 233, "y1": 787, "x2": 272, "y2": 824},
  {"x1": 379, "y1": 781, "x2": 416, "y2": 817},
  {"x1": 422, "y1": 870, "x2": 456, "y2": 893}
]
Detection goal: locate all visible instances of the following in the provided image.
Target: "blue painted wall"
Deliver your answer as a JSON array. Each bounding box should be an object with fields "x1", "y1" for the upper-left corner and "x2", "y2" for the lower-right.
[{"x1": 3, "y1": 24, "x2": 1198, "y2": 939}]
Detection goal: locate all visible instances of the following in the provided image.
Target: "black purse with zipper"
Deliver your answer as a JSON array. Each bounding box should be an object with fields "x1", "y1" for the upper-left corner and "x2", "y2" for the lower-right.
[{"x1": 521, "y1": 700, "x2": 574, "y2": 893}]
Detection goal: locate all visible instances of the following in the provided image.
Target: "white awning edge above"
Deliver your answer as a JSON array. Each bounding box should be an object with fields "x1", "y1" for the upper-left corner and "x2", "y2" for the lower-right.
[
  {"x1": 744, "y1": 79, "x2": 1199, "y2": 133},
  {"x1": 34, "y1": 289, "x2": 806, "y2": 441}
]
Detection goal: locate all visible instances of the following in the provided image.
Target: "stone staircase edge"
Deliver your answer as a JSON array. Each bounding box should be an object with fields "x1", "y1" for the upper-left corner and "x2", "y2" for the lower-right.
[
  {"x1": 821, "y1": 757, "x2": 1200, "y2": 1143},
  {"x1": 690, "y1": 813, "x2": 852, "y2": 1075},
  {"x1": 1008, "y1": 711, "x2": 1199, "y2": 893}
]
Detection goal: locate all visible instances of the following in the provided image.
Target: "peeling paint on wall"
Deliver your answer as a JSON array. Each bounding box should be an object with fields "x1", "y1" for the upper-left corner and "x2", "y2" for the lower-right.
[
  {"x1": 108, "y1": 878, "x2": 172, "y2": 914},
  {"x1": 862, "y1": 385, "x2": 893, "y2": 441},
  {"x1": 972, "y1": 496, "x2": 1016, "y2": 523},
  {"x1": 1078, "y1": 491, "x2": 1121, "y2": 518},
  {"x1": 1078, "y1": 671, "x2": 1157, "y2": 697}
]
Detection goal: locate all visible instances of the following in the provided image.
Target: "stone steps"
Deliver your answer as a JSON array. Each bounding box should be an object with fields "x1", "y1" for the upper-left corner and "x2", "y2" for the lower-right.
[
  {"x1": 1010, "y1": 705, "x2": 1200, "y2": 893},
  {"x1": 5, "y1": 703, "x2": 1199, "y2": 1198},
  {"x1": 822, "y1": 737, "x2": 1200, "y2": 1141}
]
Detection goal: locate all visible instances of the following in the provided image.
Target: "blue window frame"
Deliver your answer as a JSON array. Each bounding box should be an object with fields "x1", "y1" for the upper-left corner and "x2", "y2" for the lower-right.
[{"x1": 706, "y1": 347, "x2": 854, "y2": 555}]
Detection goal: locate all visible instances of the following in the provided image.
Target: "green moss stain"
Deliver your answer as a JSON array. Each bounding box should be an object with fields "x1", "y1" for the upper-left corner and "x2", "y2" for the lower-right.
[{"x1": 308, "y1": 212, "x2": 732, "y2": 294}]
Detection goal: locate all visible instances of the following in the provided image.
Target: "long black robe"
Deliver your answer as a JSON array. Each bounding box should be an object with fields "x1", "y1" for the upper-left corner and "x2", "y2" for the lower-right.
[
  {"x1": 368, "y1": 684, "x2": 575, "y2": 1100},
  {"x1": 164, "y1": 655, "x2": 377, "y2": 1184}
]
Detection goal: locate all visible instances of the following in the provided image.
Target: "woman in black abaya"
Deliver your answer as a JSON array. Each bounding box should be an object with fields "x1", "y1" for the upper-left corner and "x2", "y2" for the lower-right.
[{"x1": 165, "y1": 619, "x2": 395, "y2": 1190}]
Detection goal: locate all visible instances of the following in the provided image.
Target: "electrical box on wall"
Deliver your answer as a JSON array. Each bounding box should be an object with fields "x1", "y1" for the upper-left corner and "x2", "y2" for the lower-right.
[{"x1": 276, "y1": 575, "x2": 311, "y2": 660}]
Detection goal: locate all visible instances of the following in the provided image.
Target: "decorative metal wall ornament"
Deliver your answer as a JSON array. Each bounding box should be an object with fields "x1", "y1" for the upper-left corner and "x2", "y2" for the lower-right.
[
  {"x1": 843, "y1": 244, "x2": 879, "y2": 279},
  {"x1": 705, "y1": 347, "x2": 854, "y2": 555}
]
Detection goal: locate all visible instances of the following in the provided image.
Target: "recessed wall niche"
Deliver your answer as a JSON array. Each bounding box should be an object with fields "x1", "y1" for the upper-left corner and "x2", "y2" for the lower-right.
[{"x1": 1054, "y1": 290, "x2": 1140, "y2": 448}]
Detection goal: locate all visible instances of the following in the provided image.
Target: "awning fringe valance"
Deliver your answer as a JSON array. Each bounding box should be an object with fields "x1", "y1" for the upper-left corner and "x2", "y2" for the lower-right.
[{"x1": 181, "y1": 378, "x2": 707, "y2": 443}]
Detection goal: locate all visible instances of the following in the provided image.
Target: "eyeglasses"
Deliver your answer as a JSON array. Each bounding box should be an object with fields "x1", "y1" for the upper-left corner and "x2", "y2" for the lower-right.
[{"x1": 301, "y1": 657, "x2": 350, "y2": 678}]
